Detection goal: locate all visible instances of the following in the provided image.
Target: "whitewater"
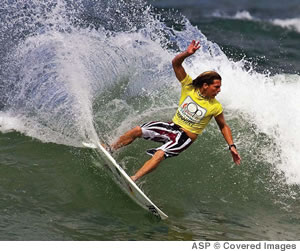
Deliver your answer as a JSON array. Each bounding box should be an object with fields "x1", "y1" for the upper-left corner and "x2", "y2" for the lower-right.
[{"x1": 0, "y1": 0, "x2": 300, "y2": 241}]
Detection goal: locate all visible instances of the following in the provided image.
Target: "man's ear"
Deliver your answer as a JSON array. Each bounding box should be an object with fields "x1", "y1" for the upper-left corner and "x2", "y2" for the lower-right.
[{"x1": 203, "y1": 83, "x2": 209, "y2": 89}]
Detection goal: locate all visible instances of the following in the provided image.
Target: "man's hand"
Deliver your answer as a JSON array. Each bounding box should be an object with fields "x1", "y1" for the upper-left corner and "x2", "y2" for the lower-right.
[
  {"x1": 230, "y1": 147, "x2": 241, "y2": 165},
  {"x1": 186, "y1": 40, "x2": 201, "y2": 56}
]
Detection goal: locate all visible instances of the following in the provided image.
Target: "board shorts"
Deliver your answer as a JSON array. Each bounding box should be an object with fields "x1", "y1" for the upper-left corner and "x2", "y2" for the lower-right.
[{"x1": 140, "y1": 121, "x2": 193, "y2": 158}]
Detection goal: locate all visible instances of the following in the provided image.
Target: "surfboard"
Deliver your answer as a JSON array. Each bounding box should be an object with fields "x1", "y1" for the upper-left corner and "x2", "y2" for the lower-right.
[{"x1": 82, "y1": 141, "x2": 168, "y2": 220}]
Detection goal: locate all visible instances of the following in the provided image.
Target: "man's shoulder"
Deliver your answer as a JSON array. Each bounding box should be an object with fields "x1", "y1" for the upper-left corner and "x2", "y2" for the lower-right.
[
  {"x1": 210, "y1": 98, "x2": 222, "y2": 105},
  {"x1": 180, "y1": 74, "x2": 193, "y2": 86},
  {"x1": 210, "y1": 98, "x2": 223, "y2": 116}
]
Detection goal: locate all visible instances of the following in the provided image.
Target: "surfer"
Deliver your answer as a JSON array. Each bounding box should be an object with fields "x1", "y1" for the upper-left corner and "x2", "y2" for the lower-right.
[{"x1": 110, "y1": 40, "x2": 241, "y2": 182}]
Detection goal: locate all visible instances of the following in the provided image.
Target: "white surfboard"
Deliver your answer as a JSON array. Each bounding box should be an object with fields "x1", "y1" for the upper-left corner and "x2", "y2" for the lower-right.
[{"x1": 82, "y1": 141, "x2": 168, "y2": 220}]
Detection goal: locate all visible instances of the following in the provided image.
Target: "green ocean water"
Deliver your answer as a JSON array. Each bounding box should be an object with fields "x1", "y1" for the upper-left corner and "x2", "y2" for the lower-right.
[
  {"x1": 1, "y1": 0, "x2": 300, "y2": 240},
  {"x1": 1, "y1": 122, "x2": 300, "y2": 240}
]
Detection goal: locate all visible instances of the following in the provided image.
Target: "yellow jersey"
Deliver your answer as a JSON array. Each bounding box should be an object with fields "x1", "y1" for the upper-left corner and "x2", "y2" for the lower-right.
[{"x1": 172, "y1": 74, "x2": 223, "y2": 134}]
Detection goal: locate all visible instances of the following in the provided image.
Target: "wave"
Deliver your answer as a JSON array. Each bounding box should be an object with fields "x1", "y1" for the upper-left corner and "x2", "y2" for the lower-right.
[
  {"x1": 212, "y1": 10, "x2": 300, "y2": 33},
  {"x1": 0, "y1": 0, "x2": 300, "y2": 185},
  {"x1": 212, "y1": 10, "x2": 256, "y2": 21},
  {"x1": 271, "y1": 18, "x2": 300, "y2": 33}
]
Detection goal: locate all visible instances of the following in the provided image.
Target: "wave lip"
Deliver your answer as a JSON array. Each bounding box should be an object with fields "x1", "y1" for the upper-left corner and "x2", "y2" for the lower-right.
[
  {"x1": 212, "y1": 10, "x2": 255, "y2": 21},
  {"x1": 233, "y1": 10, "x2": 254, "y2": 20},
  {"x1": 212, "y1": 10, "x2": 300, "y2": 33},
  {"x1": 272, "y1": 18, "x2": 300, "y2": 32}
]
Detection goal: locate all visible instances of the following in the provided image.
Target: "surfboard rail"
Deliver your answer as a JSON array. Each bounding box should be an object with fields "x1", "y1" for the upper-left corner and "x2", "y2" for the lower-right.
[{"x1": 82, "y1": 142, "x2": 168, "y2": 220}]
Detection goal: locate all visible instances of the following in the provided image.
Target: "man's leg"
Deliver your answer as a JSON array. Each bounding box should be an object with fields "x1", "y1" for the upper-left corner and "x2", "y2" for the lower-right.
[
  {"x1": 111, "y1": 126, "x2": 142, "y2": 150},
  {"x1": 131, "y1": 150, "x2": 165, "y2": 182}
]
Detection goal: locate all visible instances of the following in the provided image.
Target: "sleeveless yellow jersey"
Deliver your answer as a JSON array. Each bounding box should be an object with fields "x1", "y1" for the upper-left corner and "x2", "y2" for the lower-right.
[{"x1": 172, "y1": 74, "x2": 223, "y2": 134}]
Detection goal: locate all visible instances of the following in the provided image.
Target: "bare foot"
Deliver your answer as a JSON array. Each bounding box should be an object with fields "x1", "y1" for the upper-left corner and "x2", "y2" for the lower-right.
[
  {"x1": 130, "y1": 175, "x2": 137, "y2": 182},
  {"x1": 101, "y1": 143, "x2": 113, "y2": 153}
]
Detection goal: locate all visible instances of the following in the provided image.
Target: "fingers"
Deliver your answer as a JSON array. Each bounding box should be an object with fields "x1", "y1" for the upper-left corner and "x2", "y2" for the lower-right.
[
  {"x1": 231, "y1": 150, "x2": 241, "y2": 165},
  {"x1": 190, "y1": 40, "x2": 201, "y2": 49},
  {"x1": 235, "y1": 157, "x2": 241, "y2": 165},
  {"x1": 235, "y1": 154, "x2": 241, "y2": 165}
]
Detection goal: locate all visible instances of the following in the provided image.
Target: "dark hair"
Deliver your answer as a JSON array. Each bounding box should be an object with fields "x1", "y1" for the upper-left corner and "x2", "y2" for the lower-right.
[{"x1": 192, "y1": 71, "x2": 222, "y2": 88}]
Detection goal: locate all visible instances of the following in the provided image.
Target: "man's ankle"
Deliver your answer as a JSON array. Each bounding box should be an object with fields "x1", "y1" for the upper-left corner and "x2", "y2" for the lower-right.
[{"x1": 101, "y1": 143, "x2": 113, "y2": 153}]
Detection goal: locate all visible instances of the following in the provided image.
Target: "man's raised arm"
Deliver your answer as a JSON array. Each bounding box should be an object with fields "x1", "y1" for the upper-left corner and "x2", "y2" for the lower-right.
[{"x1": 172, "y1": 40, "x2": 201, "y2": 82}]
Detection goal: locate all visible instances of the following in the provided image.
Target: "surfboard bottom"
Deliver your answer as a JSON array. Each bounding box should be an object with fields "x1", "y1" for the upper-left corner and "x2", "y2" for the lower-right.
[{"x1": 82, "y1": 142, "x2": 168, "y2": 220}]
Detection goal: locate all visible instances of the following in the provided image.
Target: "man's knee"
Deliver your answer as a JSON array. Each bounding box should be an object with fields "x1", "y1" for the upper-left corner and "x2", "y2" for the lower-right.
[
  {"x1": 152, "y1": 150, "x2": 165, "y2": 162},
  {"x1": 131, "y1": 126, "x2": 142, "y2": 137}
]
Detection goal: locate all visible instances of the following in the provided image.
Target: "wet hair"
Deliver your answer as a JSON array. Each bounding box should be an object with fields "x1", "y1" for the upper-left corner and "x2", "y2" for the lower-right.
[{"x1": 191, "y1": 71, "x2": 222, "y2": 88}]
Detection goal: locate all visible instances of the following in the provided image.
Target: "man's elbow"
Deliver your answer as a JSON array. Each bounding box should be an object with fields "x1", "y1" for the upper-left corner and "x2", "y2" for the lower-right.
[
  {"x1": 218, "y1": 123, "x2": 228, "y2": 132},
  {"x1": 172, "y1": 58, "x2": 177, "y2": 68}
]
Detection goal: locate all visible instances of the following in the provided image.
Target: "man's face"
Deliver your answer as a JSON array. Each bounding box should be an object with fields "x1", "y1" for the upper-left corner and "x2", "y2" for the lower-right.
[{"x1": 205, "y1": 79, "x2": 221, "y2": 98}]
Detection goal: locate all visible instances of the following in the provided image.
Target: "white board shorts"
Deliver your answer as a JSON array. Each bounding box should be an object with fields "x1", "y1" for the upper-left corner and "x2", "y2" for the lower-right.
[{"x1": 140, "y1": 121, "x2": 193, "y2": 158}]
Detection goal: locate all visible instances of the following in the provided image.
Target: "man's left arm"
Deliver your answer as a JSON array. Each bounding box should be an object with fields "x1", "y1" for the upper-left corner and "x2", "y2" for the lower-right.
[{"x1": 215, "y1": 113, "x2": 241, "y2": 165}]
